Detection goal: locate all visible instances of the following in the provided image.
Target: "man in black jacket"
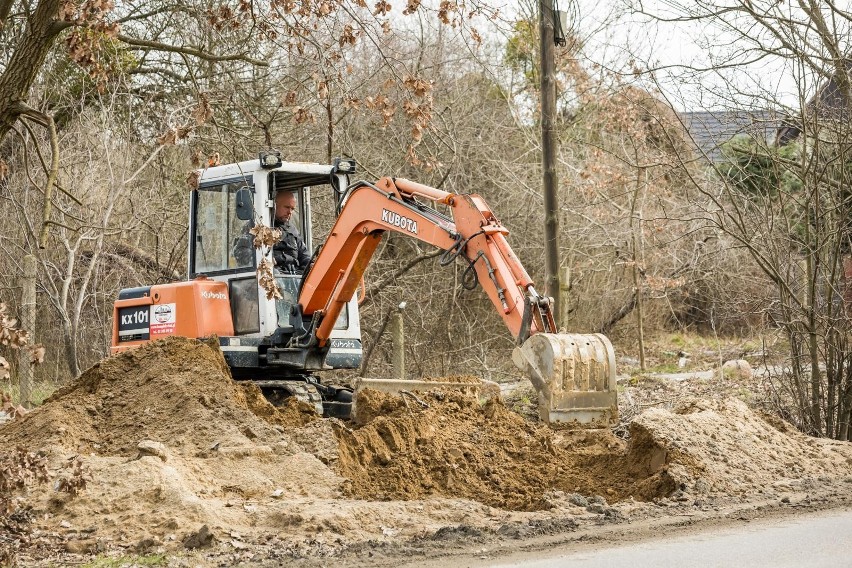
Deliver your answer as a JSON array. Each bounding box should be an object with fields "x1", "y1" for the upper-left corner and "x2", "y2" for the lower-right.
[{"x1": 272, "y1": 191, "x2": 311, "y2": 272}]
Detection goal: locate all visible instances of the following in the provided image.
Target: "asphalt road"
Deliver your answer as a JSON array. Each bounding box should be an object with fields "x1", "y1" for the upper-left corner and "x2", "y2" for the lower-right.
[{"x1": 490, "y1": 508, "x2": 852, "y2": 568}]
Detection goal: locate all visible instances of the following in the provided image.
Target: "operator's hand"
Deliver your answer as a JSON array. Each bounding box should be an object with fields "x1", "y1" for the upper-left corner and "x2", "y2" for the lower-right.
[{"x1": 273, "y1": 250, "x2": 298, "y2": 270}]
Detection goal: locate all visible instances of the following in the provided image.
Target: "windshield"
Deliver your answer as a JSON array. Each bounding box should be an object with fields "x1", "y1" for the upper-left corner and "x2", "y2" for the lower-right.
[{"x1": 193, "y1": 182, "x2": 255, "y2": 274}]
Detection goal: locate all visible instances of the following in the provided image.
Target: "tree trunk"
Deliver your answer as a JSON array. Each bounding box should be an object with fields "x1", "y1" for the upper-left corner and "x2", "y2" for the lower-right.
[
  {"x1": 802, "y1": 205, "x2": 822, "y2": 435},
  {"x1": 787, "y1": 329, "x2": 808, "y2": 427},
  {"x1": 631, "y1": 166, "x2": 646, "y2": 371},
  {"x1": 539, "y1": 0, "x2": 560, "y2": 317},
  {"x1": 61, "y1": 315, "x2": 79, "y2": 377},
  {"x1": 839, "y1": 365, "x2": 852, "y2": 441},
  {"x1": 325, "y1": 92, "x2": 333, "y2": 163},
  {"x1": 841, "y1": 391, "x2": 852, "y2": 441},
  {"x1": 0, "y1": 0, "x2": 63, "y2": 142},
  {"x1": 825, "y1": 331, "x2": 836, "y2": 439},
  {"x1": 559, "y1": 266, "x2": 570, "y2": 330},
  {"x1": 17, "y1": 255, "x2": 36, "y2": 407}
]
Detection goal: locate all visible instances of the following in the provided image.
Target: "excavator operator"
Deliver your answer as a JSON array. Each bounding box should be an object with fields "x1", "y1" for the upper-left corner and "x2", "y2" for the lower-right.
[{"x1": 272, "y1": 191, "x2": 311, "y2": 272}]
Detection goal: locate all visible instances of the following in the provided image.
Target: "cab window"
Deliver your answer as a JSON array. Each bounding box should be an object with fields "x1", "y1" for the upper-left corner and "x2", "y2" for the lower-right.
[{"x1": 192, "y1": 182, "x2": 255, "y2": 275}]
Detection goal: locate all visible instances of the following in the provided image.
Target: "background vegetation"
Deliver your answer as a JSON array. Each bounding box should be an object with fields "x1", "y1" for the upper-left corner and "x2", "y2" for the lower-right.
[{"x1": 1, "y1": 0, "x2": 851, "y2": 439}]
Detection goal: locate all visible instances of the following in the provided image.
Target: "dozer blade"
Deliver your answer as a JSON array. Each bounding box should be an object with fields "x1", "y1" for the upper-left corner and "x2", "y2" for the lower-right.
[
  {"x1": 350, "y1": 377, "x2": 501, "y2": 425},
  {"x1": 512, "y1": 333, "x2": 618, "y2": 427}
]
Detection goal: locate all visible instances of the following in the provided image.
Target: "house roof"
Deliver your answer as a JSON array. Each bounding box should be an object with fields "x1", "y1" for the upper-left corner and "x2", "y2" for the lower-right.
[{"x1": 680, "y1": 110, "x2": 779, "y2": 162}]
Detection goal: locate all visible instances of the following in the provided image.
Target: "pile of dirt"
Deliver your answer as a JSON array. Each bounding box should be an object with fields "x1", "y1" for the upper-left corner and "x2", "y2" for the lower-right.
[
  {"x1": 339, "y1": 389, "x2": 852, "y2": 510},
  {"x1": 0, "y1": 338, "x2": 344, "y2": 551},
  {"x1": 627, "y1": 398, "x2": 852, "y2": 496},
  {"x1": 1, "y1": 336, "x2": 850, "y2": 559},
  {"x1": 0, "y1": 337, "x2": 286, "y2": 456},
  {"x1": 337, "y1": 388, "x2": 632, "y2": 510}
]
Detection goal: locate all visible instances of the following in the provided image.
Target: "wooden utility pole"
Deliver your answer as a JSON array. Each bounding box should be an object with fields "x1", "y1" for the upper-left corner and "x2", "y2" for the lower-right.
[
  {"x1": 18, "y1": 255, "x2": 36, "y2": 407},
  {"x1": 540, "y1": 0, "x2": 560, "y2": 321},
  {"x1": 631, "y1": 167, "x2": 646, "y2": 371}
]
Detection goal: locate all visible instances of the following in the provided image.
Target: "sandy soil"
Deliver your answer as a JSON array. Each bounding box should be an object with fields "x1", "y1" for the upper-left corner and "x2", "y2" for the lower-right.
[{"x1": 1, "y1": 337, "x2": 851, "y2": 566}]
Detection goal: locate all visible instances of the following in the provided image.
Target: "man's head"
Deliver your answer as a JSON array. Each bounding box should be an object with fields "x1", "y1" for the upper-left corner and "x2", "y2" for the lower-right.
[{"x1": 274, "y1": 191, "x2": 297, "y2": 223}]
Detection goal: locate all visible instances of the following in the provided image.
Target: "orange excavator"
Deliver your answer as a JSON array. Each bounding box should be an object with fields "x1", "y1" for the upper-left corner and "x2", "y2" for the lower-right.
[{"x1": 111, "y1": 152, "x2": 617, "y2": 425}]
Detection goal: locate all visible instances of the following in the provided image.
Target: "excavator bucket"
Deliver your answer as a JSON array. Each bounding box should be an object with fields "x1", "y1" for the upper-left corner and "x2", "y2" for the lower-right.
[{"x1": 512, "y1": 333, "x2": 618, "y2": 427}]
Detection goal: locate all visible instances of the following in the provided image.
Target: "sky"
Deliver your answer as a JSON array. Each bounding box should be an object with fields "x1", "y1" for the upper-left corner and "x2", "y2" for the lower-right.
[
  {"x1": 393, "y1": 0, "x2": 828, "y2": 112},
  {"x1": 572, "y1": 0, "x2": 812, "y2": 111}
]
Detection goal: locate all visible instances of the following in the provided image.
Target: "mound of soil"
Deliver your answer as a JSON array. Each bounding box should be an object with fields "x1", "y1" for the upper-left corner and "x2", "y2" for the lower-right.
[
  {"x1": 628, "y1": 398, "x2": 852, "y2": 495},
  {"x1": 0, "y1": 338, "x2": 344, "y2": 551},
  {"x1": 0, "y1": 337, "x2": 284, "y2": 456},
  {"x1": 339, "y1": 389, "x2": 852, "y2": 510},
  {"x1": 338, "y1": 388, "x2": 630, "y2": 510},
  {"x1": 1, "y1": 336, "x2": 850, "y2": 558}
]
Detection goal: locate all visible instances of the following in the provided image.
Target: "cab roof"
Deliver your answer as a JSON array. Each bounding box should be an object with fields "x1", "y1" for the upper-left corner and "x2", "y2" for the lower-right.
[{"x1": 197, "y1": 158, "x2": 335, "y2": 186}]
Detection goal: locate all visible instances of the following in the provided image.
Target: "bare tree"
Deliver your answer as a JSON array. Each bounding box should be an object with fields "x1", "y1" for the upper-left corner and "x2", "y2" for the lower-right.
[{"x1": 621, "y1": 0, "x2": 852, "y2": 438}]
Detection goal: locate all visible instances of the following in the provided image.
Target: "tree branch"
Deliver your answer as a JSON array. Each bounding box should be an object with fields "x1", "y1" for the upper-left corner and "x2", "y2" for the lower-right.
[
  {"x1": 16, "y1": 103, "x2": 59, "y2": 249},
  {"x1": 127, "y1": 65, "x2": 188, "y2": 83},
  {"x1": 596, "y1": 290, "x2": 637, "y2": 335},
  {"x1": 361, "y1": 248, "x2": 443, "y2": 308},
  {"x1": 19, "y1": 119, "x2": 82, "y2": 206},
  {"x1": 102, "y1": 242, "x2": 181, "y2": 281},
  {"x1": 116, "y1": 33, "x2": 269, "y2": 67}
]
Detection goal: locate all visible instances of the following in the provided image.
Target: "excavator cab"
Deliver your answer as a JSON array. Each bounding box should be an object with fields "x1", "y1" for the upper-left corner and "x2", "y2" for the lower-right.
[{"x1": 193, "y1": 156, "x2": 365, "y2": 377}]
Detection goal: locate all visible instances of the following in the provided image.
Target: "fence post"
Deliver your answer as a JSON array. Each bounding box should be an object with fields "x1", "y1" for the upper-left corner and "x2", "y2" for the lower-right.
[
  {"x1": 390, "y1": 302, "x2": 406, "y2": 380},
  {"x1": 559, "y1": 266, "x2": 571, "y2": 331},
  {"x1": 18, "y1": 255, "x2": 36, "y2": 408}
]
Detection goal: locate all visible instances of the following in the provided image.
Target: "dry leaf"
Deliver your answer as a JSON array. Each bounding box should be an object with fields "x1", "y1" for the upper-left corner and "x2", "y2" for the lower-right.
[
  {"x1": 0, "y1": 303, "x2": 29, "y2": 349},
  {"x1": 438, "y1": 0, "x2": 455, "y2": 25},
  {"x1": 191, "y1": 94, "x2": 214, "y2": 125},
  {"x1": 403, "y1": 75, "x2": 432, "y2": 97},
  {"x1": 317, "y1": 0, "x2": 332, "y2": 16},
  {"x1": 373, "y1": 0, "x2": 391, "y2": 16},
  {"x1": 56, "y1": 458, "x2": 87, "y2": 496},
  {"x1": 27, "y1": 344, "x2": 46, "y2": 365},
  {"x1": 317, "y1": 80, "x2": 329, "y2": 101},
  {"x1": 158, "y1": 125, "x2": 193, "y2": 146},
  {"x1": 293, "y1": 107, "x2": 316, "y2": 125},
  {"x1": 158, "y1": 129, "x2": 176, "y2": 145},
  {"x1": 339, "y1": 24, "x2": 357, "y2": 47},
  {"x1": 186, "y1": 170, "x2": 200, "y2": 189},
  {"x1": 250, "y1": 224, "x2": 282, "y2": 248},
  {"x1": 403, "y1": 0, "x2": 421, "y2": 15},
  {"x1": 257, "y1": 258, "x2": 283, "y2": 300}
]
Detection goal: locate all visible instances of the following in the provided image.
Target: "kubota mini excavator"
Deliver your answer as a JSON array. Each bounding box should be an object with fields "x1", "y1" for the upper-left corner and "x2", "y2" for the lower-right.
[{"x1": 111, "y1": 152, "x2": 617, "y2": 425}]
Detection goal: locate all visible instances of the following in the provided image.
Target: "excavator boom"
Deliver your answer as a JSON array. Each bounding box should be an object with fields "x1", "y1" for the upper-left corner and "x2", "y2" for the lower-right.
[
  {"x1": 293, "y1": 177, "x2": 617, "y2": 426},
  {"x1": 295, "y1": 177, "x2": 552, "y2": 346}
]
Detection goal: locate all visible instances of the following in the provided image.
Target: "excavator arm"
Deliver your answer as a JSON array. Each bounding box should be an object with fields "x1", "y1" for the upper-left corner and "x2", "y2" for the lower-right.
[
  {"x1": 295, "y1": 176, "x2": 556, "y2": 348},
  {"x1": 294, "y1": 176, "x2": 617, "y2": 427}
]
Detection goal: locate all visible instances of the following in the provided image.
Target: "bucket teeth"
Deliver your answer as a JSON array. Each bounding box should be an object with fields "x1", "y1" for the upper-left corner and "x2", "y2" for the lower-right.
[{"x1": 513, "y1": 333, "x2": 618, "y2": 427}]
